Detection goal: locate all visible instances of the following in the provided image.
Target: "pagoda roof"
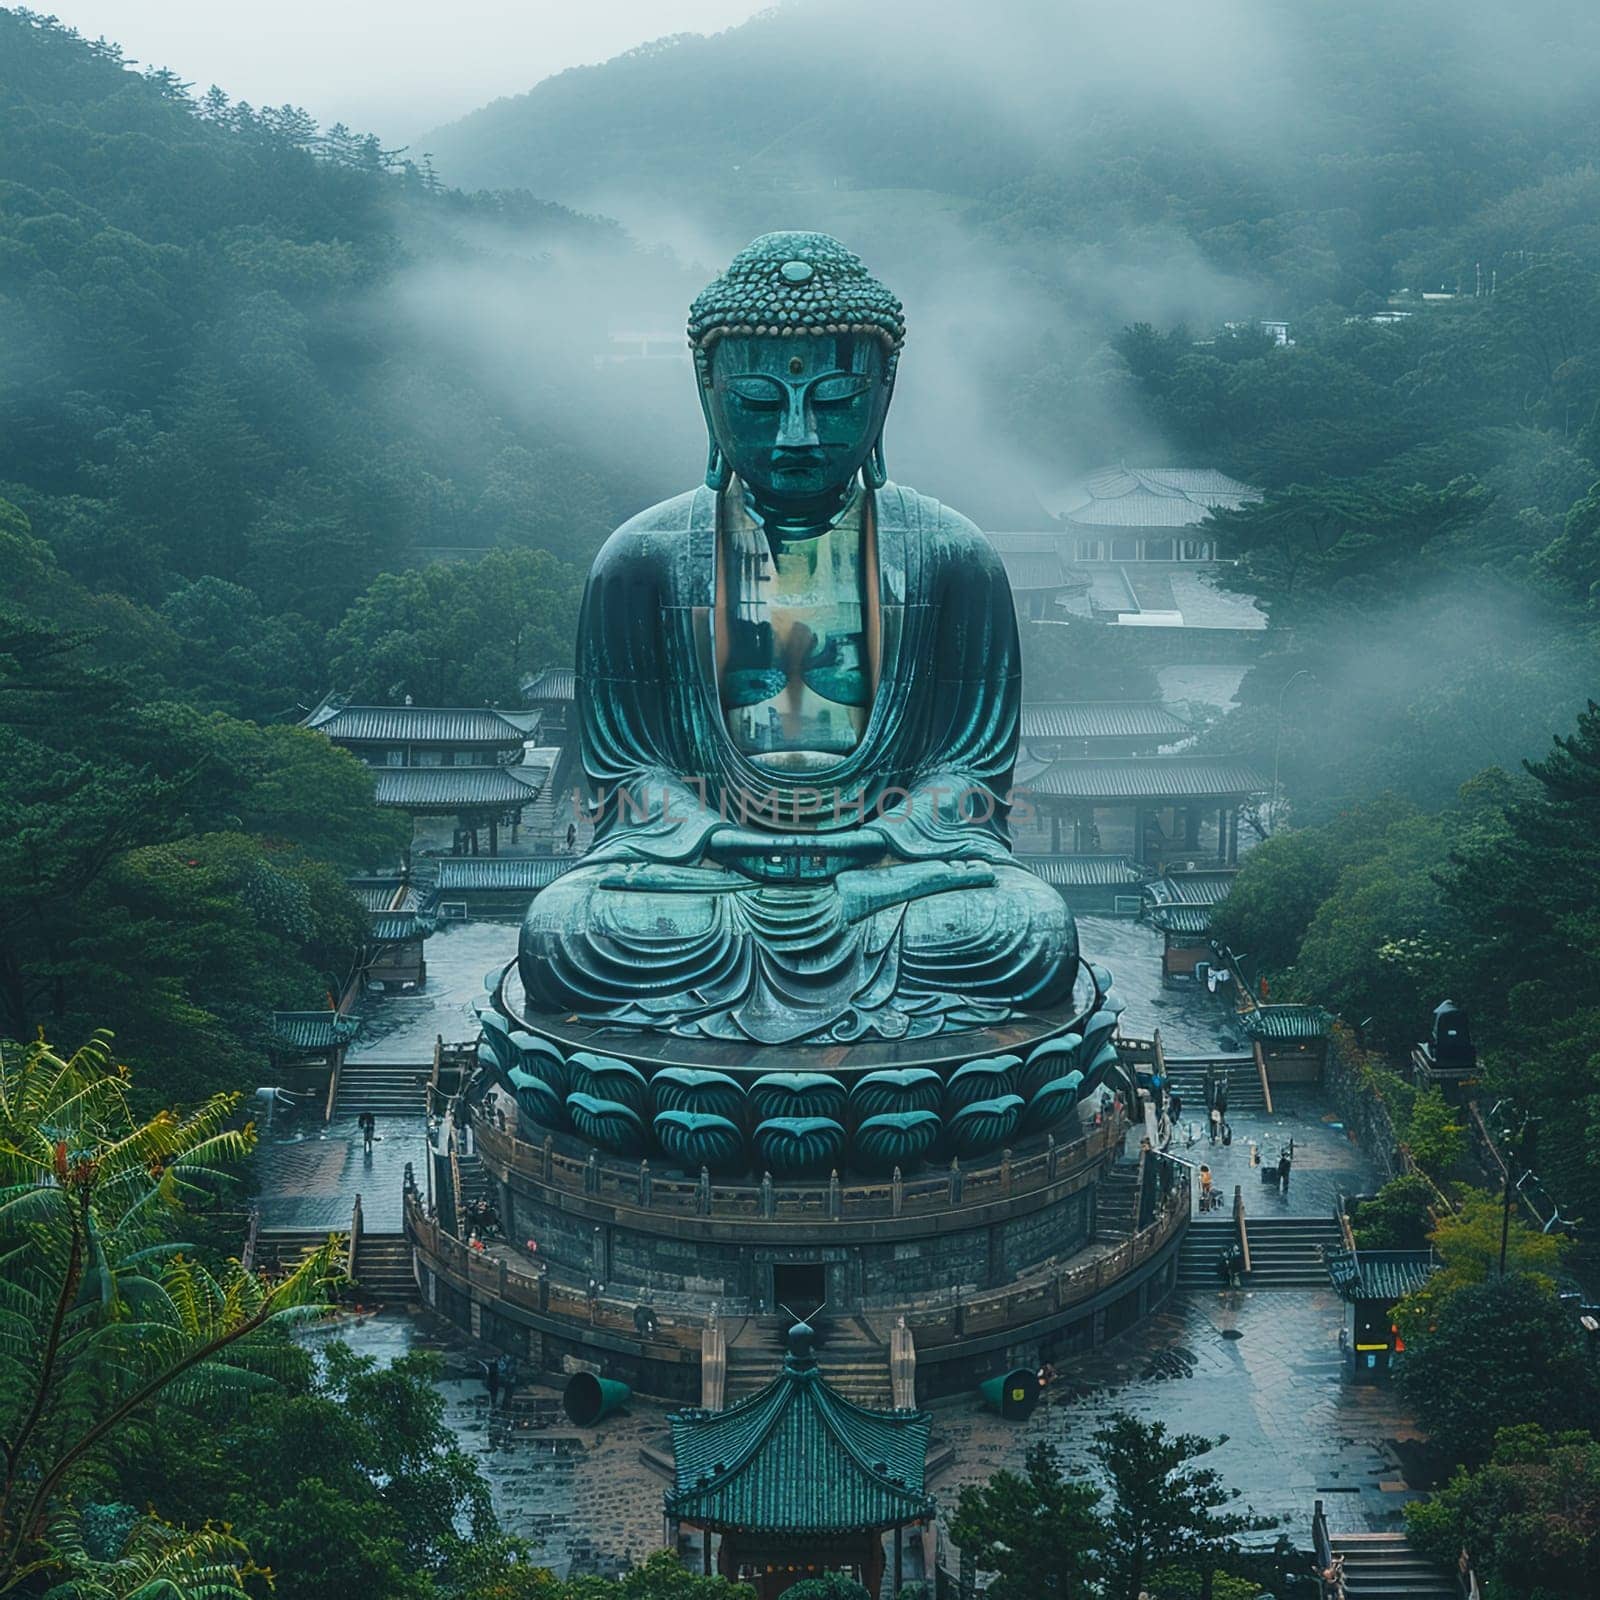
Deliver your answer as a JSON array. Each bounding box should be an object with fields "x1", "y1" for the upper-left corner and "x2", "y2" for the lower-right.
[
  {"x1": 522, "y1": 666, "x2": 577, "y2": 703},
  {"x1": 368, "y1": 909, "x2": 437, "y2": 943},
  {"x1": 372, "y1": 767, "x2": 539, "y2": 809},
  {"x1": 666, "y1": 1329, "x2": 933, "y2": 1535},
  {"x1": 435, "y1": 857, "x2": 573, "y2": 892},
  {"x1": 1150, "y1": 904, "x2": 1213, "y2": 936},
  {"x1": 305, "y1": 702, "x2": 526, "y2": 745},
  {"x1": 1142, "y1": 871, "x2": 1237, "y2": 908},
  {"x1": 1042, "y1": 465, "x2": 1261, "y2": 528},
  {"x1": 1021, "y1": 702, "x2": 1192, "y2": 742},
  {"x1": 1024, "y1": 854, "x2": 1149, "y2": 888},
  {"x1": 1026, "y1": 757, "x2": 1268, "y2": 802},
  {"x1": 1326, "y1": 1248, "x2": 1438, "y2": 1303},
  {"x1": 1239, "y1": 1003, "x2": 1335, "y2": 1042},
  {"x1": 268, "y1": 1011, "x2": 361, "y2": 1051},
  {"x1": 346, "y1": 874, "x2": 427, "y2": 913}
]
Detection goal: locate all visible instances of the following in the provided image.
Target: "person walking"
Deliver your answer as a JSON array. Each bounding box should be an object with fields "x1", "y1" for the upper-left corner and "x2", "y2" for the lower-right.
[
  {"x1": 1199, "y1": 1164, "x2": 1213, "y2": 1211},
  {"x1": 358, "y1": 1110, "x2": 376, "y2": 1155},
  {"x1": 1277, "y1": 1146, "x2": 1292, "y2": 1194},
  {"x1": 1209, "y1": 1105, "x2": 1222, "y2": 1144}
]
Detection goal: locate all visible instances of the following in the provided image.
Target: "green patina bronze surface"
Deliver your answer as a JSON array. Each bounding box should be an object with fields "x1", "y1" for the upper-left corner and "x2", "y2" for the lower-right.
[{"x1": 518, "y1": 232, "x2": 1078, "y2": 1045}]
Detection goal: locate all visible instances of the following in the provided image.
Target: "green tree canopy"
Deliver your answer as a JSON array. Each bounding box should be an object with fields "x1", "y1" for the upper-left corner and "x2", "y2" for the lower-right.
[{"x1": 1406, "y1": 1424, "x2": 1600, "y2": 1600}]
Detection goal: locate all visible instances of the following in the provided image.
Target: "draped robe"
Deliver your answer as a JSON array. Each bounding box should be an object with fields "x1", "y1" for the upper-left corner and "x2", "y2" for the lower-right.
[{"x1": 518, "y1": 481, "x2": 1077, "y2": 1043}]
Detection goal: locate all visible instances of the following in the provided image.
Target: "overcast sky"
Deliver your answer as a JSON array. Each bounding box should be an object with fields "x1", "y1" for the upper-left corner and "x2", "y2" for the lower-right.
[{"x1": 54, "y1": 1, "x2": 770, "y2": 143}]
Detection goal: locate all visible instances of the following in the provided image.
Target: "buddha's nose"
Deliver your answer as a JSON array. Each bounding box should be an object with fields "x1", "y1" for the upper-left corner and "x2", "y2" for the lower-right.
[{"x1": 775, "y1": 395, "x2": 820, "y2": 452}]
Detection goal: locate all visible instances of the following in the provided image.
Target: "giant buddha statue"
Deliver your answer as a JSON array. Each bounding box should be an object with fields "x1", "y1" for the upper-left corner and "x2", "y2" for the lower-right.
[{"x1": 518, "y1": 233, "x2": 1077, "y2": 1045}]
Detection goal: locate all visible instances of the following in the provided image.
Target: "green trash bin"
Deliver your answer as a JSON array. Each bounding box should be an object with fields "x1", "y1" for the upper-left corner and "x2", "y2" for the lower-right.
[
  {"x1": 977, "y1": 1366, "x2": 1040, "y2": 1421},
  {"x1": 563, "y1": 1370, "x2": 631, "y2": 1425}
]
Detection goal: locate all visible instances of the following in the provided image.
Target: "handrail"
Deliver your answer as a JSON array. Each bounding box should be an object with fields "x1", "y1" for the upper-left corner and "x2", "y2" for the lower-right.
[
  {"x1": 1252, "y1": 1038, "x2": 1274, "y2": 1115},
  {"x1": 1334, "y1": 1192, "x2": 1356, "y2": 1252},
  {"x1": 240, "y1": 1204, "x2": 261, "y2": 1274},
  {"x1": 1234, "y1": 1184, "x2": 1251, "y2": 1273},
  {"x1": 473, "y1": 1108, "x2": 1126, "y2": 1226},
  {"x1": 404, "y1": 1167, "x2": 1188, "y2": 1353},
  {"x1": 346, "y1": 1192, "x2": 363, "y2": 1283},
  {"x1": 447, "y1": 1114, "x2": 468, "y2": 1239},
  {"x1": 323, "y1": 1052, "x2": 342, "y2": 1123}
]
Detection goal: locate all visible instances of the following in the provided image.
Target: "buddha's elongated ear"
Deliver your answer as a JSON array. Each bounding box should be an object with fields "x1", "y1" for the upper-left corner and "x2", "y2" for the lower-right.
[
  {"x1": 862, "y1": 429, "x2": 888, "y2": 490},
  {"x1": 695, "y1": 374, "x2": 733, "y2": 492},
  {"x1": 862, "y1": 364, "x2": 894, "y2": 489}
]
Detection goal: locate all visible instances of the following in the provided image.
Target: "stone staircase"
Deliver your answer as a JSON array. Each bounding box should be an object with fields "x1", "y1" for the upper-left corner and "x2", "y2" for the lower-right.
[
  {"x1": 456, "y1": 1148, "x2": 493, "y2": 1209},
  {"x1": 1240, "y1": 1215, "x2": 1342, "y2": 1289},
  {"x1": 334, "y1": 1060, "x2": 428, "y2": 1118},
  {"x1": 350, "y1": 1233, "x2": 417, "y2": 1303},
  {"x1": 1328, "y1": 1532, "x2": 1456, "y2": 1598},
  {"x1": 1163, "y1": 1058, "x2": 1266, "y2": 1116},
  {"x1": 1176, "y1": 1217, "x2": 1239, "y2": 1292},
  {"x1": 255, "y1": 1227, "x2": 337, "y2": 1276},
  {"x1": 1094, "y1": 1162, "x2": 1142, "y2": 1241},
  {"x1": 726, "y1": 1317, "x2": 893, "y2": 1408}
]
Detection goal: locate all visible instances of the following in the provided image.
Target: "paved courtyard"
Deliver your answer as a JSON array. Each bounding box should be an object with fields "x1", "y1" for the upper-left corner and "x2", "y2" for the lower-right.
[
  {"x1": 306, "y1": 1270, "x2": 1426, "y2": 1580},
  {"x1": 269, "y1": 916, "x2": 1415, "y2": 1579},
  {"x1": 349, "y1": 919, "x2": 514, "y2": 1061},
  {"x1": 255, "y1": 1114, "x2": 427, "y2": 1232}
]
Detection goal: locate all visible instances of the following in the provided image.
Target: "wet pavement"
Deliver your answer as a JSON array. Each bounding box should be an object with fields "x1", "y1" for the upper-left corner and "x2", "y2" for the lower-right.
[
  {"x1": 270, "y1": 915, "x2": 1407, "y2": 1578},
  {"x1": 350, "y1": 921, "x2": 514, "y2": 1061},
  {"x1": 306, "y1": 1274, "x2": 1424, "y2": 1580},
  {"x1": 254, "y1": 1114, "x2": 427, "y2": 1232},
  {"x1": 1077, "y1": 914, "x2": 1248, "y2": 1057},
  {"x1": 1175, "y1": 1088, "x2": 1380, "y2": 1219}
]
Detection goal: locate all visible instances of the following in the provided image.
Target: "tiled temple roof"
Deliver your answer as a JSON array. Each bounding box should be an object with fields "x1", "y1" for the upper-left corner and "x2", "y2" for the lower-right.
[
  {"x1": 305, "y1": 703, "x2": 526, "y2": 745},
  {"x1": 1026, "y1": 757, "x2": 1267, "y2": 801},
  {"x1": 1239, "y1": 1004, "x2": 1335, "y2": 1041},
  {"x1": 1021, "y1": 702, "x2": 1192, "y2": 742},
  {"x1": 667, "y1": 1335, "x2": 933, "y2": 1535}
]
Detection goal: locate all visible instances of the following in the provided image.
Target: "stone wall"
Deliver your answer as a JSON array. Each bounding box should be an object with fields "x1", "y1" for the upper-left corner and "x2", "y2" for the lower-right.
[{"x1": 502, "y1": 1177, "x2": 1097, "y2": 1305}]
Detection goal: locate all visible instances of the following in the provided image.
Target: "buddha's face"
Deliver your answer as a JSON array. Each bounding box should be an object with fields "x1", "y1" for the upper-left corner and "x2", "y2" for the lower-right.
[{"x1": 705, "y1": 333, "x2": 891, "y2": 508}]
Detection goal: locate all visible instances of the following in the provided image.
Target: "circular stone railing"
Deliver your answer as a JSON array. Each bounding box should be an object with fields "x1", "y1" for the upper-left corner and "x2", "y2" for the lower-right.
[{"x1": 403, "y1": 1159, "x2": 1188, "y2": 1357}]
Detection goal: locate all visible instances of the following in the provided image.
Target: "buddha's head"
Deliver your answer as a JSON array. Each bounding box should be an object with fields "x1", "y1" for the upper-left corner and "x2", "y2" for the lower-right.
[{"x1": 688, "y1": 232, "x2": 905, "y2": 513}]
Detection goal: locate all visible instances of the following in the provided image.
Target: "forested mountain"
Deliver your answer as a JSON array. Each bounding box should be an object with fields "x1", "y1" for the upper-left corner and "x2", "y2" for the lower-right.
[
  {"x1": 0, "y1": 9, "x2": 615, "y2": 1100},
  {"x1": 0, "y1": 7, "x2": 635, "y2": 710},
  {"x1": 424, "y1": 0, "x2": 1600, "y2": 305}
]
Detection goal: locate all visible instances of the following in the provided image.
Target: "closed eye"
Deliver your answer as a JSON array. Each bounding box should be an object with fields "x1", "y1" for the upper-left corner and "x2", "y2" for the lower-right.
[
  {"x1": 726, "y1": 376, "x2": 785, "y2": 410},
  {"x1": 811, "y1": 374, "x2": 872, "y2": 406}
]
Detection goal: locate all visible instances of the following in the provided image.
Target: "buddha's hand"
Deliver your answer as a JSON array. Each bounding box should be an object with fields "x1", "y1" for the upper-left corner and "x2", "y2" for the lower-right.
[
  {"x1": 703, "y1": 823, "x2": 891, "y2": 880},
  {"x1": 834, "y1": 860, "x2": 996, "y2": 924}
]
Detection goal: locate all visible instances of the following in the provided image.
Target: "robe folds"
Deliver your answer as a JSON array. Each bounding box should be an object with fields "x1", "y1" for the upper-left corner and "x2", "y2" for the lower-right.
[{"x1": 518, "y1": 481, "x2": 1078, "y2": 1044}]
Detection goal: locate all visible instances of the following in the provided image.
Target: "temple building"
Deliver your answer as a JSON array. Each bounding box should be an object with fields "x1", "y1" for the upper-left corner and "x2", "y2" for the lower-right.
[
  {"x1": 303, "y1": 700, "x2": 531, "y2": 767},
  {"x1": 302, "y1": 700, "x2": 545, "y2": 855},
  {"x1": 520, "y1": 667, "x2": 576, "y2": 739},
  {"x1": 1019, "y1": 701, "x2": 1193, "y2": 762},
  {"x1": 1142, "y1": 869, "x2": 1236, "y2": 982},
  {"x1": 665, "y1": 1322, "x2": 934, "y2": 1599},
  {"x1": 1326, "y1": 1248, "x2": 1439, "y2": 1384},
  {"x1": 985, "y1": 532, "x2": 1088, "y2": 620},
  {"x1": 349, "y1": 873, "x2": 438, "y2": 990},
  {"x1": 266, "y1": 1010, "x2": 361, "y2": 1077},
  {"x1": 1040, "y1": 465, "x2": 1261, "y2": 564},
  {"x1": 433, "y1": 856, "x2": 573, "y2": 921},
  {"x1": 1013, "y1": 754, "x2": 1266, "y2": 867}
]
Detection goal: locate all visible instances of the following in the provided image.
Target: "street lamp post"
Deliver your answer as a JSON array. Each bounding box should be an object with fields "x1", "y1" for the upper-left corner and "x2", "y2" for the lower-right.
[{"x1": 1269, "y1": 668, "x2": 1313, "y2": 836}]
